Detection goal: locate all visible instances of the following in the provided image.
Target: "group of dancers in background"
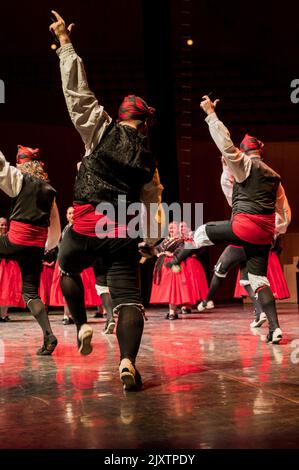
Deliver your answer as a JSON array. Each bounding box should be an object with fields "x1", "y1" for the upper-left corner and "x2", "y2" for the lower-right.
[
  {"x1": 149, "y1": 221, "x2": 290, "y2": 323},
  {"x1": 0, "y1": 210, "x2": 290, "y2": 328},
  {"x1": 0, "y1": 10, "x2": 292, "y2": 391}
]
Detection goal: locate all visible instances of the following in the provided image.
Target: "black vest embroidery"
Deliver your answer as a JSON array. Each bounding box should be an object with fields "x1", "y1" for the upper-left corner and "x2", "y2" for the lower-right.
[
  {"x1": 74, "y1": 122, "x2": 155, "y2": 207},
  {"x1": 232, "y1": 159, "x2": 280, "y2": 216},
  {"x1": 10, "y1": 174, "x2": 56, "y2": 227}
]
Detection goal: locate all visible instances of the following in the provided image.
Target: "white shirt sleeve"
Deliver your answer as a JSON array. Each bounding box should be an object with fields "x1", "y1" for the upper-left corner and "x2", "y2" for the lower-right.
[
  {"x1": 275, "y1": 183, "x2": 291, "y2": 234},
  {"x1": 0, "y1": 151, "x2": 24, "y2": 197},
  {"x1": 46, "y1": 199, "x2": 62, "y2": 251},
  {"x1": 57, "y1": 43, "x2": 112, "y2": 155},
  {"x1": 205, "y1": 112, "x2": 252, "y2": 183},
  {"x1": 140, "y1": 168, "x2": 166, "y2": 244},
  {"x1": 220, "y1": 162, "x2": 234, "y2": 207}
]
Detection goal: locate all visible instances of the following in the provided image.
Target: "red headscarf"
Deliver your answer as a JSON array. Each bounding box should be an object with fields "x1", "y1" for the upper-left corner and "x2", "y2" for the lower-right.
[
  {"x1": 240, "y1": 134, "x2": 264, "y2": 154},
  {"x1": 16, "y1": 145, "x2": 39, "y2": 164},
  {"x1": 16, "y1": 145, "x2": 40, "y2": 164},
  {"x1": 118, "y1": 95, "x2": 155, "y2": 122}
]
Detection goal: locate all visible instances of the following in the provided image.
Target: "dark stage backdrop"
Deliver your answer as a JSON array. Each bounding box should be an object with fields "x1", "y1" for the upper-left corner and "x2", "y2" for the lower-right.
[
  {"x1": 0, "y1": 0, "x2": 178, "y2": 221},
  {"x1": 0, "y1": 1, "x2": 299, "y2": 302}
]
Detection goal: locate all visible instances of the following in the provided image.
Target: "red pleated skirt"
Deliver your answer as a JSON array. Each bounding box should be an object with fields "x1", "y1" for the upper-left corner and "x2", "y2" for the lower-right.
[
  {"x1": 0, "y1": 259, "x2": 25, "y2": 307},
  {"x1": 39, "y1": 264, "x2": 55, "y2": 306},
  {"x1": 266, "y1": 251, "x2": 290, "y2": 299},
  {"x1": 150, "y1": 256, "x2": 196, "y2": 305},
  {"x1": 184, "y1": 257, "x2": 209, "y2": 302}
]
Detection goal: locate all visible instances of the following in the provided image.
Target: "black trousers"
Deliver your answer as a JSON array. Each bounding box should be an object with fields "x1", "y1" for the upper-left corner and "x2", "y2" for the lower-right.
[
  {"x1": 206, "y1": 221, "x2": 271, "y2": 276},
  {"x1": 93, "y1": 257, "x2": 108, "y2": 287},
  {"x1": 214, "y1": 245, "x2": 246, "y2": 275},
  {"x1": 214, "y1": 244, "x2": 253, "y2": 283},
  {"x1": 58, "y1": 228, "x2": 141, "y2": 308},
  {"x1": 0, "y1": 235, "x2": 43, "y2": 303}
]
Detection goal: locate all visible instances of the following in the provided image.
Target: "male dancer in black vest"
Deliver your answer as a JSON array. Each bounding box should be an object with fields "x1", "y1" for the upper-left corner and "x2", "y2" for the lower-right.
[
  {"x1": 197, "y1": 154, "x2": 291, "y2": 330},
  {"x1": 50, "y1": 11, "x2": 161, "y2": 390},
  {"x1": 0, "y1": 146, "x2": 60, "y2": 354},
  {"x1": 147, "y1": 96, "x2": 288, "y2": 344}
]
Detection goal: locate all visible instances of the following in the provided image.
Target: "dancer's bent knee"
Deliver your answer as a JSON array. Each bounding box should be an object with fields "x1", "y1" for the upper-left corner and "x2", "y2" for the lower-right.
[
  {"x1": 248, "y1": 273, "x2": 270, "y2": 293},
  {"x1": 193, "y1": 224, "x2": 214, "y2": 248}
]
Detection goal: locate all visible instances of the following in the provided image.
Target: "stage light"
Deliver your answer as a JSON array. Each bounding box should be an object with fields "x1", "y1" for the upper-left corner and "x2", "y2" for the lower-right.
[
  {"x1": 186, "y1": 39, "x2": 193, "y2": 46},
  {"x1": 51, "y1": 43, "x2": 58, "y2": 50}
]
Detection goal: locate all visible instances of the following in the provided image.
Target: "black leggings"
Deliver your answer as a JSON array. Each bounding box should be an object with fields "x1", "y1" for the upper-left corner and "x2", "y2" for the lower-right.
[
  {"x1": 214, "y1": 245, "x2": 246, "y2": 276},
  {"x1": 93, "y1": 257, "x2": 108, "y2": 287},
  {"x1": 58, "y1": 228, "x2": 144, "y2": 362},
  {"x1": 58, "y1": 228, "x2": 141, "y2": 307}
]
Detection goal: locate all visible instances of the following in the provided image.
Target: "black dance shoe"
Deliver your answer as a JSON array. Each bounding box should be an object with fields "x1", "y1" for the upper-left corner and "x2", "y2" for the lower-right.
[{"x1": 36, "y1": 334, "x2": 58, "y2": 356}]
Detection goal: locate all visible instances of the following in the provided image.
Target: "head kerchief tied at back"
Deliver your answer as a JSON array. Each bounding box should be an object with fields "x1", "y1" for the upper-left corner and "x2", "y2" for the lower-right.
[
  {"x1": 240, "y1": 134, "x2": 264, "y2": 154},
  {"x1": 118, "y1": 95, "x2": 155, "y2": 122},
  {"x1": 16, "y1": 145, "x2": 41, "y2": 164}
]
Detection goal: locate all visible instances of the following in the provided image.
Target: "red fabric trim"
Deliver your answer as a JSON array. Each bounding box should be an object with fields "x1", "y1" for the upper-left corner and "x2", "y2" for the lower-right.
[
  {"x1": 8, "y1": 221, "x2": 47, "y2": 247},
  {"x1": 232, "y1": 213, "x2": 275, "y2": 245},
  {"x1": 256, "y1": 286, "x2": 268, "y2": 294},
  {"x1": 73, "y1": 203, "x2": 128, "y2": 238}
]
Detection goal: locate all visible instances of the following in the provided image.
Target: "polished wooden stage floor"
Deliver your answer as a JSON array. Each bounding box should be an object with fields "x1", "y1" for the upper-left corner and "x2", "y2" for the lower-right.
[{"x1": 0, "y1": 304, "x2": 299, "y2": 449}]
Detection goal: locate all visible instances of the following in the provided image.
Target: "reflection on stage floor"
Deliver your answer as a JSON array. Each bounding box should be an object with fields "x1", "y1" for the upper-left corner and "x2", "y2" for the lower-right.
[{"x1": 1, "y1": 304, "x2": 299, "y2": 449}]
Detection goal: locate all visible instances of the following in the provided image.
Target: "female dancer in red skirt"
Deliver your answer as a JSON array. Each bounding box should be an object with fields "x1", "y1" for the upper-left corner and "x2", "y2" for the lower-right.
[
  {"x1": 150, "y1": 222, "x2": 195, "y2": 319},
  {"x1": 179, "y1": 221, "x2": 209, "y2": 313}
]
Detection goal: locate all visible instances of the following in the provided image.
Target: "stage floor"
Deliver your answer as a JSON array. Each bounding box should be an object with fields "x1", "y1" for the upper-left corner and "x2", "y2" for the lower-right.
[{"x1": 1, "y1": 304, "x2": 299, "y2": 449}]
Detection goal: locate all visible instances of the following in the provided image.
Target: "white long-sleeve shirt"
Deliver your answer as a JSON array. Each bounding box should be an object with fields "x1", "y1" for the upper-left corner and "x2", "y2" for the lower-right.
[
  {"x1": 0, "y1": 150, "x2": 24, "y2": 197},
  {"x1": 206, "y1": 112, "x2": 252, "y2": 183},
  {"x1": 57, "y1": 43, "x2": 112, "y2": 156}
]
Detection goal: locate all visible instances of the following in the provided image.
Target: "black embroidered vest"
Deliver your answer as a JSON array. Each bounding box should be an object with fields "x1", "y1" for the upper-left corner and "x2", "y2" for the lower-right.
[
  {"x1": 74, "y1": 122, "x2": 155, "y2": 207},
  {"x1": 232, "y1": 158, "x2": 280, "y2": 216},
  {"x1": 10, "y1": 174, "x2": 56, "y2": 227}
]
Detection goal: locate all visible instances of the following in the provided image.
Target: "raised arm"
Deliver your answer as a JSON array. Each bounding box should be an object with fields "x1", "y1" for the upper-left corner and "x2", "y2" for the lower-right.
[
  {"x1": 200, "y1": 96, "x2": 252, "y2": 183},
  {"x1": 50, "y1": 11, "x2": 112, "y2": 155},
  {"x1": 0, "y1": 150, "x2": 24, "y2": 197}
]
